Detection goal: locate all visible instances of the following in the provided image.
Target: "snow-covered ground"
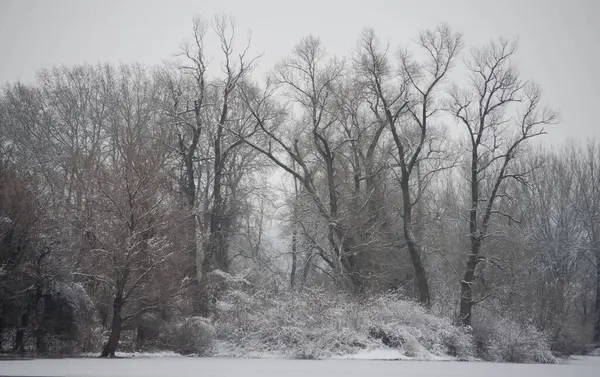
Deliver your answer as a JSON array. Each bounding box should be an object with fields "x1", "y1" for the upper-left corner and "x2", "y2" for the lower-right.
[{"x1": 1, "y1": 356, "x2": 599, "y2": 377}]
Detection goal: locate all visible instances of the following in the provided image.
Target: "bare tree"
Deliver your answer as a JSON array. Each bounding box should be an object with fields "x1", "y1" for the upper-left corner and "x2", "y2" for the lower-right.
[
  {"x1": 67, "y1": 65, "x2": 179, "y2": 357},
  {"x1": 449, "y1": 39, "x2": 557, "y2": 326},
  {"x1": 356, "y1": 25, "x2": 462, "y2": 307},
  {"x1": 205, "y1": 15, "x2": 258, "y2": 276},
  {"x1": 508, "y1": 148, "x2": 587, "y2": 346},
  {"x1": 571, "y1": 141, "x2": 600, "y2": 344},
  {"x1": 0, "y1": 160, "x2": 54, "y2": 353},
  {"x1": 159, "y1": 17, "x2": 209, "y2": 314},
  {"x1": 163, "y1": 15, "x2": 258, "y2": 315},
  {"x1": 239, "y1": 36, "x2": 377, "y2": 292}
]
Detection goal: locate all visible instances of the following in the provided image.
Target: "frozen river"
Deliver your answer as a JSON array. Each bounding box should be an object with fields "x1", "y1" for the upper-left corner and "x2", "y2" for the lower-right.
[{"x1": 1, "y1": 356, "x2": 599, "y2": 377}]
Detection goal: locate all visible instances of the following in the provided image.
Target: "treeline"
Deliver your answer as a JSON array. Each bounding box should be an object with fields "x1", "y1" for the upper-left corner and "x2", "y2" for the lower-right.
[{"x1": 0, "y1": 15, "x2": 598, "y2": 358}]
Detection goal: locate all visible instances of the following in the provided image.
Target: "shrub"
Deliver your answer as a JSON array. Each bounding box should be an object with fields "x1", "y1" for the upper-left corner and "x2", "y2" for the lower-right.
[
  {"x1": 213, "y1": 288, "x2": 474, "y2": 360},
  {"x1": 472, "y1": 315, "x2": 556, "y2": 363},
  {"x1": 72, "y1": 325, "x2": 103, "y2": 353},
  {"x1": 363, "y1": 294, "x2": 474, "y2": 359},
  {"x1": 160, "y1": 316, "x2": 214, "y2": 355}
]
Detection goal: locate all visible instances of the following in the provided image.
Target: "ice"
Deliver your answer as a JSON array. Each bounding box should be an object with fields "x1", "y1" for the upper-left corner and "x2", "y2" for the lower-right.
[
  {"x1": 333, "y1": 348, "x2": 412, "y2": 360},
  {"x1": 332, "y1": 348, "x2": 459, "y2": 361},
  {"x1": 1, "y1": 356, "x2": 599, "y2": 377},
  {"x1": 78, "y1": 351, "x2": 184, "y2": 358}
]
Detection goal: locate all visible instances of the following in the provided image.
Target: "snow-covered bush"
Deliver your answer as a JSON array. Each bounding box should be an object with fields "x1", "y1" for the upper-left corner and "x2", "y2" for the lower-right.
[
  {"x1": 160, "y1": 317, "x2": 214, "y2": 355},
  {"x1": 213, "y1": 288, "x2": 474, "y2": 360},
  {"x1": 364, "y1": 294, "x2": 474, "y2": 359},
  {"x1": 214, "y1": 288, "x2": 365, "y2": 359},
  {"x1": 588, "y1": 347, "x2": 600, "y2": 356},
  {"x1": 472, "y1": 315, "x2": 556, "y2": 363},
  {"x1": 547, "y1": 321, "x2": 593, "y2": 356}
]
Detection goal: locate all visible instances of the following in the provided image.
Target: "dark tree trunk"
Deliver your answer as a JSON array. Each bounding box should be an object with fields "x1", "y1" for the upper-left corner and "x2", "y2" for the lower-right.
[
  {"x1": 460, "y1": 152, "x2": 481, "y2": 327},
  {"x1": 386, "y1": 99, "x2": 431, "y2": 309},
  {"x1": 200, "y1": 149, "x2": 223, "y2": 315},
  {"x1": 184, "y1": 152, "x2": 203, "y2": 315},
  {"x1": 210, "y1": 95, "x2": 229, "y2": 274},
  {"x1": 291, "y1": 173, "x2": 299, "y2": 289},
  {"x1": 13, "y1": 312, "x2": 28, "y2": 353},
  {"x1": 0, "y1": 311, "x2": 4, "y2": 351},
  {"x1": 291, "y1": 225, "x2": 297, "y2": 289},
  {"x1": 344, "y1": 253, "x2": 363, "y2": 295},
  {"x1": 101, "y1": 296, "x2": 123, "y2": 358},
  {"x1": 190, "y1": 279, "x2": 204, "y2": 316},
  {"x1": 404, "y1": 222, "x2": 430, "y2": 308},
  {"x1": 196, "y1": 273, "x2": 213, "y2": 318},
  {"x1": 301, "y1": 253, "x2": 313, "y2": 289},
  {"x1": 400, "y1": 175, "x2": 431, "y2": 308},
  {"x1": 594, "y1": 248, "x2": 600, "y2": 344},
  {"x1": 328, "y1": 224, "x2": 363, "y2": 294},
  {"x1": 209, "y1": 136, "x2": 232, "y2": 274},
  {"x1": 459, "y1": 249, "x2": 479, "y2": 327},
  {"x1": 198, "y1": 229, "x2": 216, "y2": 317},
  {"x1": 35, "y1": 328, "x2": 47, "y2": 355},
  {"x1": 177, "y1": 99, "x2": 202, "y2": 315},
  {"x1": 135, "y1": 328, "x2": 145, "y2": 352}
]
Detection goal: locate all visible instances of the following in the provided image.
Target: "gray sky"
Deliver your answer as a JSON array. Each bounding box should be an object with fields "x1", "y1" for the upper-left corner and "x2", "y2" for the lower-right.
[{"x1": 0, "y1": 0, "x2": 598, "y2": 144}]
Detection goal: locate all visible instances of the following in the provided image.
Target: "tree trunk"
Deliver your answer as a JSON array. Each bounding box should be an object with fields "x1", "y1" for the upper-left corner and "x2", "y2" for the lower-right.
[
  {"x1": 196, "y1": 273, "x2": 213, "y2": 317},
  {"x1": 13, "y1": 312, "x2": 28, "y2": 353},
  {"x1": 34, "y1": 295, "x2": 47, "y2": 355},
  {"x1": 460, "y1": 150, "x2": 480, "y2": 327},
  {"x1": 35, "y1": 327, "x2": 47, "y2": 355},
  {"x1": 210, "y1": 140, "x2": 227, "y2": 272},
  {"x1": 459, "y1": 249, "x2": 479, "y2": 327},
  {"x1": 101, "y1": 295, "x2": 123, "y2": 358},
  {"x1": 183, "y1": 152, "x2": 204, "y2": 316},
  {"x1": 329, "y1": 225, "x2": 363, "y2": 293},
  {"x1": 190, "y1": 279, "x2": 204, "y2": 316},
  {"x1": 291, "y1": 173, "x2": 299, "y2": 289},
  {"x1": 404, "y1": 223, "x2": 430, "y2": 308},
  {"x1": 291, "y1": 225, "x2": 297, "y2": 289},
  {"x1": 594, "y1": 247, "x2": 600, "y2": 345},
  {"x1": 197, "y1": 235, "x2": 216, "y2": 317},
  {"x1": 301, "y1": 253, "x2": 313, "y2": 289},
  {"x1": 400, "y1": 175, "x2": 431, "y2": 308},
  {"x1": 0, "y1": 310, "x2": 4, "y2": 351},
  {"x1": 345, "y1": 253, "x2": 363, "y2": 294}
]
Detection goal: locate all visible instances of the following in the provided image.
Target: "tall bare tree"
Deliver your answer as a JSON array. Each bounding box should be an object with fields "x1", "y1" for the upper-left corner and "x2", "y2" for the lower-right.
[
  {"x1": 356, "y1": 25, "x2": 462, "y2": 307},
  {"x1": 68, "y1": 65, "x2": 179, "y2": 357},
  {"x1": 163, "y1": 15, "x2": 258, "y2": 315},
  {"x1": 449, "y1": 39, "x2": 557, "y2": 326},
  {"x1": 239, "y1": 36, "x2": 375, "y2": 292}
]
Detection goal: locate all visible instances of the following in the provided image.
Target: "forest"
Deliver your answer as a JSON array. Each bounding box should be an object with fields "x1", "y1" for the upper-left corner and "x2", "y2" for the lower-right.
[{"x1": 0, "y1": 15, "x2": 598, "y2": 363}]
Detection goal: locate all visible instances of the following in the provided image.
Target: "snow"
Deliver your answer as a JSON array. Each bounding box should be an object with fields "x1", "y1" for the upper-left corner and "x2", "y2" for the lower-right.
[
  {"x1": 333, "y1": 348, "x2": 455, "y2": 361},
  {"x1": 589, "y1": 348, "x2": 600, "y2": 356},
  {"x1": 79, "y1": 351, "x2": 184, "y2": 358},
  {"x1": 209, "y1": 269, "x2": 251, "y2": 286},
  {"x1": 1, "y1": 356, "x2": 599, "y2": 377},
  {"x1": 333, "y1": 348, "x2": 412, "y2": 360}
]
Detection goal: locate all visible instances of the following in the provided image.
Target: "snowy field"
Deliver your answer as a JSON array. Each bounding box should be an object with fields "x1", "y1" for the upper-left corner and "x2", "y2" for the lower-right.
[{"x1": 1, "y1": 356, "x2": 599, "y2": 377}]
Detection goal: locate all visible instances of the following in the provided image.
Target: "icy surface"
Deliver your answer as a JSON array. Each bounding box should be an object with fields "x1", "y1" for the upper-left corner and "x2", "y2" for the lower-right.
[
  {"x1": 1, "y1": 356, "x2": 599, "y2": 377},
  {"x1": 333, "y1": 348, "x2": 455, "y2": 361},
  {"x1": 79, "y1": 351, "x2": 184, "y2": 358}
]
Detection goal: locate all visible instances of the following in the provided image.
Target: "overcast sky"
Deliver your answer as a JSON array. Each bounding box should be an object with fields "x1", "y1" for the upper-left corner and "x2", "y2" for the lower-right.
[{"x1": 0, "y1": 0, "x2": 598, "y2": 144}]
